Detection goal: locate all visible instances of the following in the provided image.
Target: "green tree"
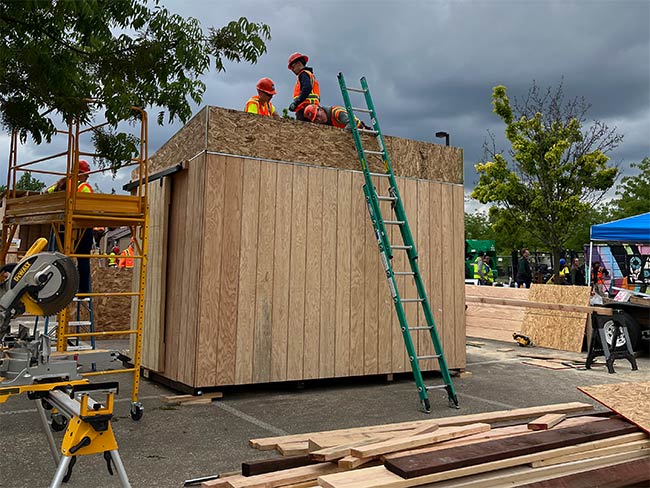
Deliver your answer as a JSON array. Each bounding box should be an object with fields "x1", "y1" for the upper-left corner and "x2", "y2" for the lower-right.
[
  {"x1": 0, "y1": 171, "x2": 46, "y2": 193},
  {"x1": 609, "y1": 157, "x2": 650, "y2": 219},
  {"x1": 472, "y1": 82, "x2": 620, "y2": 273},
  {"x1": 464, "y1": 211, "x2": 494, "y2": 240},
  {"x1": 0, "y1": 1, "x2": 270, "y2": 168}
]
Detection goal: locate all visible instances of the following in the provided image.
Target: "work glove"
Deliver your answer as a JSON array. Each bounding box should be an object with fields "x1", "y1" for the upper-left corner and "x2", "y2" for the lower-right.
[{"x1": 288, "y1": 102, "x2": 297, "y2": 112}]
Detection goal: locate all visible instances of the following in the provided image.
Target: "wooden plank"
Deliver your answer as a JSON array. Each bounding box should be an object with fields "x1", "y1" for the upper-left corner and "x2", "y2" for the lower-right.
[
  {"x1": 377, "y1": 176, "x2": 393, "y2": 374},
  {"x1": 401, "y1": 178, "x2": 418, "y2": 371},
  {"x1": 249, "y1": 402, "x2": 593, "y2": 450},
  {"x1": 521, "y1": 359, "x2": 571, "y2": 370},
  {"x1": 349, "y1": 172, "x2": 365, "y2": 376},
  {"x1": 196, "y1": 155, "x2": 226, "y2": 386},
  {"x1": 318, "y1": 442, "x2": 648, "y2": 488},
  {"x1": 440, "y1": 183, "x2": 454, "y2": 367},
  {"x1": 242, "y1": 455, "x2": 318, "y2": 477},
  {"x1": 452, "y1": 184, "x2": 466, "y2": 368},
  {"x1": 234, "y1": 158, "x2": 261, "y2": 385},
  {"x1": 350, "y1": 424, "x2": 490, "y2": 458},
  {"x1": 277, "y1": 442, "x2": 310, "y2": 456},
  {"x1": 579, "y1": 381, "x2": 650, "y2": 434},
  {"x1": 521, "y1": 456, "x2": 650, "y2": 487},
  {"x1": 252, "y1": 161, "x2": 277, "y2": 383},
  {"x1": 385, "y1": 418, "x2": 639, "y2": 478},
  {"x1": 531, "y1": 437, "x2": 650, "y2": 467},
  {"x1": 303, "y1": 167, "x2": 323, "y2": 380},
  {"x1": 163, "y1": 391, "x2": 223, "y2": 405},
  {"x1": 216, "y1": 157, "x2": 244, "y2": 385},
  {"x1": 334, "y1": 171, "x2": 352, "y2": 377},
  {"x1": 270, "y1": 163, "x2": 293, "y2": 382},
  {"x1": 338, "y1": 455, "x2": 375, "y2": 470},
  {"x1": 382, "y1": 416, "x2": 607, "y2": 460},
  {"x1": 466, "y1": 295, "x2": 613, "y2": 315},
  {"x1": 426, "y1": 181, "x2": 442, "y2": 373},
  {"x1": 287, "y1": 165, "x2": 308, "y2": 381},
  {"x1": 390, "y1": 177, "x2": 407, "y2": 373},
  {"x1": 528, "y1": 413, "x2": 566, "y2": 430},
  {"x1": 310, "y1": 436, "x2": 395, "y2": 462},
  {"x1": 224, "y1": 463, "x2": 341, "y2": 488},
  {"x1": 521, "y1": 284, "x2": 592, "y2": 352},
  {"x1": 319, "y1": 168, "x2": 338, "y2": 378},
  {"x1": 363, "y1": 176, "x2": 379, "y2": 376},
  {"x1": 416, "y1": 179, "x2": 434, "y2": 370}
]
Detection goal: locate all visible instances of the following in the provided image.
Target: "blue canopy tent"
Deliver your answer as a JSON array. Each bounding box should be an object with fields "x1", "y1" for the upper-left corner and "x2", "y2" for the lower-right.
[
  {"x1": 588, "y1": 212, "x2": 650, "y2": 286},
  {"x1": 590, "y1": 212, "x2": 650, "y2": 243}
]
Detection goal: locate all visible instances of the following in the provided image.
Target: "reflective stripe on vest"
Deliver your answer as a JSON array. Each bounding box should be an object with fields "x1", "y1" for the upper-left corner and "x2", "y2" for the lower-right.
[
  {"x1": 292, "y1": 70, "x2": 320, "y2": 111},
  {"x1": 245, "y1": 96, "x2": 275, "y2": 117}
]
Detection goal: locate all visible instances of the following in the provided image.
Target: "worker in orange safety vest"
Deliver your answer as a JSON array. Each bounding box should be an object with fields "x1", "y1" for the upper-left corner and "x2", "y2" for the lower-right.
[
  {"x1": 303, "y1": 104, "x2": 367, "y2": 130},
  {"x1": 118, "y1": 239, "x2": 135, "y2": 269},
  {"x1": 287, "y1": 52, "x2": 320, "y2": 121},
  {"x1": 47, "y1": 160, "x2": 93, "y2": 193},
  {"x1": 245, "y1": 78, "x2": 279, "y2": 117}
]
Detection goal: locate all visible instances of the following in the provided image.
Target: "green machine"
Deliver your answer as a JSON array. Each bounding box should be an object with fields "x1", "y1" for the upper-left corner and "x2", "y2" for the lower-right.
[{"x1": 465, "y1": 239, "x2": 498, "y2": 280}]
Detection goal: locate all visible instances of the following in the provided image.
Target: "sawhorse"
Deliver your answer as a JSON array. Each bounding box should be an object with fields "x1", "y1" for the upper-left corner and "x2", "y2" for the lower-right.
[{"x1": 586, "y1": 309, "x2": 638, "y2": 374}]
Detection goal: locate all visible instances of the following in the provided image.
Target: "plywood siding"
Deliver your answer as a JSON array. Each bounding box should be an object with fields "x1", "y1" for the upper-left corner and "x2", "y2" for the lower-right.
[{"x1": 161, "y1": 155, "x2": 465, "y2": 387}]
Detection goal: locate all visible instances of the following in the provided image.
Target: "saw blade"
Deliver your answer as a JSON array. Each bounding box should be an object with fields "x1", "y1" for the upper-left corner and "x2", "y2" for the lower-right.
[{"x1": 22, "y1": 254, "x2": 79, "y2": 317}]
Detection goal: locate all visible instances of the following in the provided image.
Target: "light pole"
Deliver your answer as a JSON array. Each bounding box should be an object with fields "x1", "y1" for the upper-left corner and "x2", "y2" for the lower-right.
[{"x1": 435, "y1": 131, "x2": 450, "y2": 146}]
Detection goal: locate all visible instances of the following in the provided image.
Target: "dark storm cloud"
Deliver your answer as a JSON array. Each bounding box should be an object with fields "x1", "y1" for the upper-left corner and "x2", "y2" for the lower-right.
[{"x1": 1, "y1": 0, "x2": 647, "y2": 194}]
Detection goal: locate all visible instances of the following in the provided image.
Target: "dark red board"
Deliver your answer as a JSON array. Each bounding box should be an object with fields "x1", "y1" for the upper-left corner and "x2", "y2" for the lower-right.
[{"x1": 385, "y1": 418, "x2": 639, "y2": 479}]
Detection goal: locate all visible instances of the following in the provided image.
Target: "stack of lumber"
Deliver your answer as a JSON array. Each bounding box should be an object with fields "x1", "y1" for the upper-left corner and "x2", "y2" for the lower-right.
[{"x1": 200, "y1": 401, "x2": 650, "y2": 487}]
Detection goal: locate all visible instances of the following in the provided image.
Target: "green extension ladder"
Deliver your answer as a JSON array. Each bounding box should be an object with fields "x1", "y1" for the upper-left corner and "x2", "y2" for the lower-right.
[{"x1": 338, "y1": 73, "x2": 459, "y2": 412}]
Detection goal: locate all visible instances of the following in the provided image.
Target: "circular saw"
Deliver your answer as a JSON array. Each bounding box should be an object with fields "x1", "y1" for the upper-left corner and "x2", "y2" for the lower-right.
[{"x1": 0, "y1": 238, "x2": 79, "y2": 337}]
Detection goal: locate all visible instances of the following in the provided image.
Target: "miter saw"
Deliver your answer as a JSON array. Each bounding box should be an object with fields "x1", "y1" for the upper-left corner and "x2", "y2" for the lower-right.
[{"x1": 0, "y1": 238, "x2": 132, "y2": 487}]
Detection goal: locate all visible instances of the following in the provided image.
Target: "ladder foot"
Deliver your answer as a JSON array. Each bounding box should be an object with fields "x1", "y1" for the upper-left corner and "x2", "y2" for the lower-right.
[{"x1": 421, "y1": 398, "x2": 431, "y2": 414}]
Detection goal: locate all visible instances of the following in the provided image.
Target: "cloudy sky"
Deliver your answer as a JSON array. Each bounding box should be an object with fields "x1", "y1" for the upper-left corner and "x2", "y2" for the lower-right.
[{"x1": 1, "y1": 0, "x2": 648, "y2": 201}]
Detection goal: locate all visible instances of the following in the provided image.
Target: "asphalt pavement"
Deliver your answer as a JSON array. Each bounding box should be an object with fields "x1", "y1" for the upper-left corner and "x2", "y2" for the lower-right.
[{"x1": 1, "y1": 338, "x2": 648, "y2": 487}]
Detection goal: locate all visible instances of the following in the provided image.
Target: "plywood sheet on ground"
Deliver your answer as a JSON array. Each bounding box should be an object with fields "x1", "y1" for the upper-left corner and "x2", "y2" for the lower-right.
[
  {"x1": 465, "y1": 286, "x2": 530, "y2": 342},
  {"x1": 578, "y1": 381, "x2": 650, "y2": 434},
  {"x1": 521, "y1": 285, "x2": 591, "y2": 352}
]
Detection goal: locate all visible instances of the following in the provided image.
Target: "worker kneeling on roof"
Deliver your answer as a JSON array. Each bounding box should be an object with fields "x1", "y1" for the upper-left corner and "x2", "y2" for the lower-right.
[
  {"x1": 245, "y1": 78, "x2": 279, "y2": 117},
  {"x1": 304, "y1": 104, "x2": 367, "y2": 130}
]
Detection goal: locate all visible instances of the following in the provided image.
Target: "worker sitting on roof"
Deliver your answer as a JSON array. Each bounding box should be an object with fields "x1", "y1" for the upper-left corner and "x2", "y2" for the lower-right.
[
  {"x1": 303, "y1": 104, "x2": 368, "y2": 130},
  {"x1": 287, "y1": 52, "x2": 320, "y2": 121},
  {"x1": 245, "y1": 78, "x2": 279, "y2": 117},
  {"x1": 47, "y1": 160, "x2": 93, "y2": 193}
]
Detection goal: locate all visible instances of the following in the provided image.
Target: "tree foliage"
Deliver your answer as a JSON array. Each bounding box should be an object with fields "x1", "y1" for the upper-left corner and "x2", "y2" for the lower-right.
[
  {"x1": 609, "y1": 157, "x2": 650, "y2": 219},
  {"x1": 464, "y1": 212, "x2": 494, "y2": 241},
  {"x1": 471, "y1": 81, "x2": 620, "y2": 263},
  {"x1": 0, "y1": 171, "x2": 46, "y2": 193},
  {"x1": 0, "y1": 0, "x2": 270, "y2": 167}
]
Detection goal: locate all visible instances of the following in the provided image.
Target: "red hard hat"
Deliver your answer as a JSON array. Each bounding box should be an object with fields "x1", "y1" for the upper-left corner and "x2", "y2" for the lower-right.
[
  {"x1": 304, "y1": 104, "x2": 319, "y2": 122},
  {"x1": 287, "y1": 52, "x2": 308, "y2": 70},
  {"x1": 78, "y1": 160, "x2": 90, "y2": 173},
  {"x1": 112, "y1": 246, "x2": 120, "y2": 253},
  {"x1": 256, "y1": 77, "x2": 276, "y2": 95}
]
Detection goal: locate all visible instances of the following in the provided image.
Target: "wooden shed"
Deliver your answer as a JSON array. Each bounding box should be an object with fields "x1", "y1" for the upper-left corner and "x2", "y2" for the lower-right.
[{"x1": 141, "y1": 106, "x2": 466, "y2": 390}]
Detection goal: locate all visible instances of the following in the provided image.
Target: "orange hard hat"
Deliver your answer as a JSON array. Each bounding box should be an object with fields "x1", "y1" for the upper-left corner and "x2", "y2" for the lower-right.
[
  {"x1": 287, "y1": 52, "x2": 308, "y2": 70},
  {"x1": 256, "y1": 77, "x2": 276, "y2": 95},
  {"x1": 78, "y1": 160, "x2": 90, "y2": 173},
  {"x1": 304, "y1": 104, "x2": 319, "y2": 122}
]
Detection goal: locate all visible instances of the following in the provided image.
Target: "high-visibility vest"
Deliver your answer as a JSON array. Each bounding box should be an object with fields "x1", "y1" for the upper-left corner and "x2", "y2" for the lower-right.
[
  {"x1": 292, "y1": 70, "x2": 320, "y2": 112},
  {"x1": 47, "y1": 180, "x2": 93, "y2": 194},
  {"x1": 472, "y1": 257, "x2": 482, "y2": 280},
  {"x1": 119, "y1": 246, "x2": 134, "y2": 269},
  {"x1": 559, "y1": 266, "x2": 570, "y2": 280},
  {"x1": 108, "y1": 252, "x2": 117, "y2": 267},
  {"x1": 329, "y1": 106, "x2": 363, "y2": 129},
  {"x1": 244, "y1": 96, "x2": 276, "y2": 117}
]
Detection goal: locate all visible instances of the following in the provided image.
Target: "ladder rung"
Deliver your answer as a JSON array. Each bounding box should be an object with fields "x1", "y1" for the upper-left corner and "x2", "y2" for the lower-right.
[
  {"x1": 402, "y1": 298, "x2": 424, "y2": 303},
  {"x1": 425, "y1": 384, "x2": 447, "y2": 390},
  {"x1": 384, "y1": 220, "x2": 405, "y2": 225},
  {"x1": 47, "y1": 321, "x2": 92, "y2": 326},
  {"x1": 419, "y1": 355, "x2": 441, "y2": 360},
  {"x1": 346, "y1": 87, "x2": 366, "y2": 93},
  {"x1": 391, "y1": 245, "x2": 412, "y2": 250},
  {"x1": 359, "y1": 128, "x2": 378, "y2": 135},
  {"x1": 376, "y1": 195, "x2": 397, "y2": 201},
  {"x1": 368, "y1": 172, "x2": 390, "y2": 178},
  {"x1": 364, "y1": 150, "x2": 384, "y2": 155},
  {"x1": 73, "y1": 297, "x2": 91, "y2": 302},
  {"x1": 408, "y1": 326, "x2": 433, "y2": 331},
  {"x1": 352, "y1": 107, "x2": 372, "y2": 114},
  {"x1": 393, "y1": 271, "x2": 415, "y2": 275}
]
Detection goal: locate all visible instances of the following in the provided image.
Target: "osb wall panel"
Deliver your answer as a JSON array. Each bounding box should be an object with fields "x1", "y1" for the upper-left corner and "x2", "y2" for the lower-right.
[
  {"x1": 465, "y1": 285, "x2": 530, "y2": 342},
  {"x1": 205, "y1": 107, "x2": 462, "y2": 183},
  {"x1": 147, "y1": 108, "x2": 207, "y2": 175},
  {"x1": 162, "y1": 154, "x2": 465, "y2": 388},
  {"x1": 145, "y1": 106, "x2": 462, "y2": 184},
  {"x1": 521, "y1": 284, "x2": 592, "y2": 352},
  {"x1": 579, "y1": 382, "x2": 650, "y2": 434}
]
